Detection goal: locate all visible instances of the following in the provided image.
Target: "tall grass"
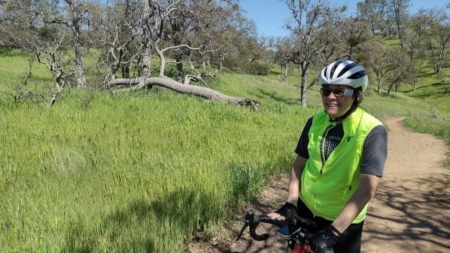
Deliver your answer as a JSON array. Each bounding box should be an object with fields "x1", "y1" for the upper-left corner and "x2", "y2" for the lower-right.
[
  {"x1": 1, "y1": 50, "x2": 450, "y2": 252},
  {"x1": 0, "y1": 86, "x2": 316, "y2": 252}
]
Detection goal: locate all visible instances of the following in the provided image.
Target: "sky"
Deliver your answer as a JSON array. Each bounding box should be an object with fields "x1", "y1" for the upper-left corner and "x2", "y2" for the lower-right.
[{"x1": 239, "y1": 0, "x2": 449, "y2": 37}]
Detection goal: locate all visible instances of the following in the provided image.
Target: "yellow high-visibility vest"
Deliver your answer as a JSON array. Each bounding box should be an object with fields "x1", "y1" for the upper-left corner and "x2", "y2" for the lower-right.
[{"x1": 300, "y1": 107, "x2": 383, "y2": 223}]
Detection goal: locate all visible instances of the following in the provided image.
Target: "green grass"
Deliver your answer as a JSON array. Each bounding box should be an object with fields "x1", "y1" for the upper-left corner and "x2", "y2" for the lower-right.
[
  {"x1": 0, "y1": 49, "x2": 449, "y2": 252},
  {"x1": 0, "y1": 87, "x2": 314, "y2": 252}
]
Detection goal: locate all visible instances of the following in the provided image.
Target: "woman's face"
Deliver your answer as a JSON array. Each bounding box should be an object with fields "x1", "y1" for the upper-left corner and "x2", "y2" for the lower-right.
[{"x1": 321, "y1": 84, "x2": 355, "y2": 121}]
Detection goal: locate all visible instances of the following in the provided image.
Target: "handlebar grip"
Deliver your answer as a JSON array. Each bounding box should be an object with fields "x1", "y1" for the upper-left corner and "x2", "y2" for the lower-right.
[
  {"x1": 240, "y1": 210, "x2": 292, "y2": 242},
  {"x1": 260, "y1": 215, "x2": 286, "y2": 227}
]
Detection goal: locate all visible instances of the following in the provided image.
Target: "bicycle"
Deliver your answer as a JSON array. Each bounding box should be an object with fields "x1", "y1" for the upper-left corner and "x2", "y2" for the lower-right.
[{"x1": 236, "y1": 209, "x2": 334, "y2": 253}]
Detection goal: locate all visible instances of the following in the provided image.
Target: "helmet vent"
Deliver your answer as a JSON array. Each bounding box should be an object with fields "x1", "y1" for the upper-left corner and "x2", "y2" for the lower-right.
[
  {"x1": 330, "y1": 60, "x2": 343, "y2": 77},
  {"x1": 348, "y1": 70, "x2": 366, "y2": 79},
  {"x1": 337, "y1": 62, "x2": 358, "y2": 77}
]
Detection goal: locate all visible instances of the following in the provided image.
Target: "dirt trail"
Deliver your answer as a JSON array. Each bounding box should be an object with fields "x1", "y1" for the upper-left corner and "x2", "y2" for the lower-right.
[{"x1": 192, "y1": 117, "x2": 450, "y2": 253}]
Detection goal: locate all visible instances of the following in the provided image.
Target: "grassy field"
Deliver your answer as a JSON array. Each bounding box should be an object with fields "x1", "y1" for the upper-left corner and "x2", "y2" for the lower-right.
[{"x1": 0, "y1": 50, "x2": 449, "y2": 252}]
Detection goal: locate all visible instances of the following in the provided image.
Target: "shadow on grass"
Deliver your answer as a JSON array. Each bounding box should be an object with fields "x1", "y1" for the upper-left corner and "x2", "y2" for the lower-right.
[
  {"x1": 61, "y1": 190, "x2": 222, "y2": 253},
  {"x1": 404, "y1": 82, "x2": 450, "y2": 98},
  {"x1": 61, "y1": 155, "x2": 294, "y2": 253},
  {"x1": 431, "y1": 82, "x2": 449, "y2": 87},
  {"x1": 269, "y1": 69, "x2": 282, "y2": 76},
  {"x1": 213, "y1": 159, "x2": 294, "y2": 253},
  {"x1": 208, "y1": 160, "x2": 299, "y2": 253},
  {"x1": 0, "y1": 48, "x2": 24, "y2": 57},
  {"x1": 250, "y1": 88, "x2": 300, "y2": 106}
]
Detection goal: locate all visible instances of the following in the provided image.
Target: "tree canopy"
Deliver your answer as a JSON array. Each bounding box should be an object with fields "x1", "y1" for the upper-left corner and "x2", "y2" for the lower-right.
[{"x1": 0, "y1": 0, "x2": 449, "y2": 107}]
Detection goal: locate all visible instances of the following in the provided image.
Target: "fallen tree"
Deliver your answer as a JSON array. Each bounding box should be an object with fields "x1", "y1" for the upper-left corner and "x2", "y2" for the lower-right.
[
  {"x1": 1, "y1": 0, "x2": 260, "y2": 109},
  {"x1": 107, "y1": 76, "x2": 260, "y2": 110},
  {"x1": 97, "y1": 17, "x2": 260, "y2": 110},
  {"x1": 92, "y1": 1, "x2": 262, "y2": 110}
]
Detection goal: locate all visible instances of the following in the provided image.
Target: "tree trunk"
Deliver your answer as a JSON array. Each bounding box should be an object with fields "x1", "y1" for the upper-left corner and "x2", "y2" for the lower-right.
[
  {"x1": 68, "y1": 0, "x2": 86, "y2": 88},
  {"x1": 284, "y1": 64, "x2": 288, "y2": 84},
  {"x1": 108, "y1": 76, "x2": 260, "y2": 110},
  {"x1": 300, "y1": 63, "x2": 308, "y2": 108},
  {"x1": 74, "y1": 38, "x2": 86, "y2": 88},
  {"x1": 387, "y1": 83, "x2": 394, "y2": 95},
  {"x1": 219, "y1": 52, "x2": 224, "y2": 71},
  {"x1": 176, "y1": 54, "x2": 184, "y2": 82},
  {"x1": 141, "y1": 0, "x2": 152, "y2": 77}
]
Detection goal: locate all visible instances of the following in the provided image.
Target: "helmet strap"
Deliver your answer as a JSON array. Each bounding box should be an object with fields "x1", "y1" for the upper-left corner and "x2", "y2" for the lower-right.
[{"x1": 328, "y1": 105, "x2": 356, "y2": 122}]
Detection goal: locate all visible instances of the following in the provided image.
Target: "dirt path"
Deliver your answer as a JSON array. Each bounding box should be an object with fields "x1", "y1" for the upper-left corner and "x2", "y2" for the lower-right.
[{"x1": 191, "y1": 117, "x2": 450, "y2": 253}]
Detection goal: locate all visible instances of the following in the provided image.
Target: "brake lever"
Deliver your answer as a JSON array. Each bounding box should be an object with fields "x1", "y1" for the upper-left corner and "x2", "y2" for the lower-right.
[
  {"x1": 236, "y1": 210, "x2": 271, "y2": 241},
  {"x1": 236, "y1": 209, "x2": 254, "y2": 241},
  {"x1": 236, "y1": 220, "x2": 248, "y2": 241}
]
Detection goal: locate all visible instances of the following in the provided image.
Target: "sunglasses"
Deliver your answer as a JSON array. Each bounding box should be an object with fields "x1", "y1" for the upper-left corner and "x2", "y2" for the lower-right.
[{"x1": 320, "y1": 88, "x2": 354, "y2": 98}]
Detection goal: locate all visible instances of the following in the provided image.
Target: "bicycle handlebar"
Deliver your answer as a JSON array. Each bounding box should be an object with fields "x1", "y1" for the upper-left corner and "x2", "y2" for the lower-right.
[
  {"x1": 237, "y1": 209, "x2": 335, "y2": 253},
  {"x1": 236, "y1": 209, "x2": 286, "y2": 241}
]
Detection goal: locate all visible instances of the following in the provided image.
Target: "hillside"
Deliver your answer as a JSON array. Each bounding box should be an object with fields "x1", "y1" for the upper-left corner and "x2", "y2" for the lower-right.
[{"x1": 0, "y1": 50, "x2": 449, "y2": 252}]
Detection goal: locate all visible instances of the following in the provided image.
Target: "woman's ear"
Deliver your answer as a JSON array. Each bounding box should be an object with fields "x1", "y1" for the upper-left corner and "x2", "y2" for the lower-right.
[
  {"x1": 356, "y1": 90, "x2": 363, "y2": 102},
  {"x1": 353, "y1": 90, "x2": 362, "y2": 102}
]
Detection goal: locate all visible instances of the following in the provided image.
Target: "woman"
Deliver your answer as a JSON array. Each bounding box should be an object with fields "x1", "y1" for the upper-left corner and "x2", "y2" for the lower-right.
[{"x1": 268, "y1": 60, "x2": 388, "y2": 253}]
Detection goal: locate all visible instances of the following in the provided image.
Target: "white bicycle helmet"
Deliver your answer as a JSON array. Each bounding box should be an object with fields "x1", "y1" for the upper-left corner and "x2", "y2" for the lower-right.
[{"x1": 319, "y1": 60, "x2": 368, "y2": 91}]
